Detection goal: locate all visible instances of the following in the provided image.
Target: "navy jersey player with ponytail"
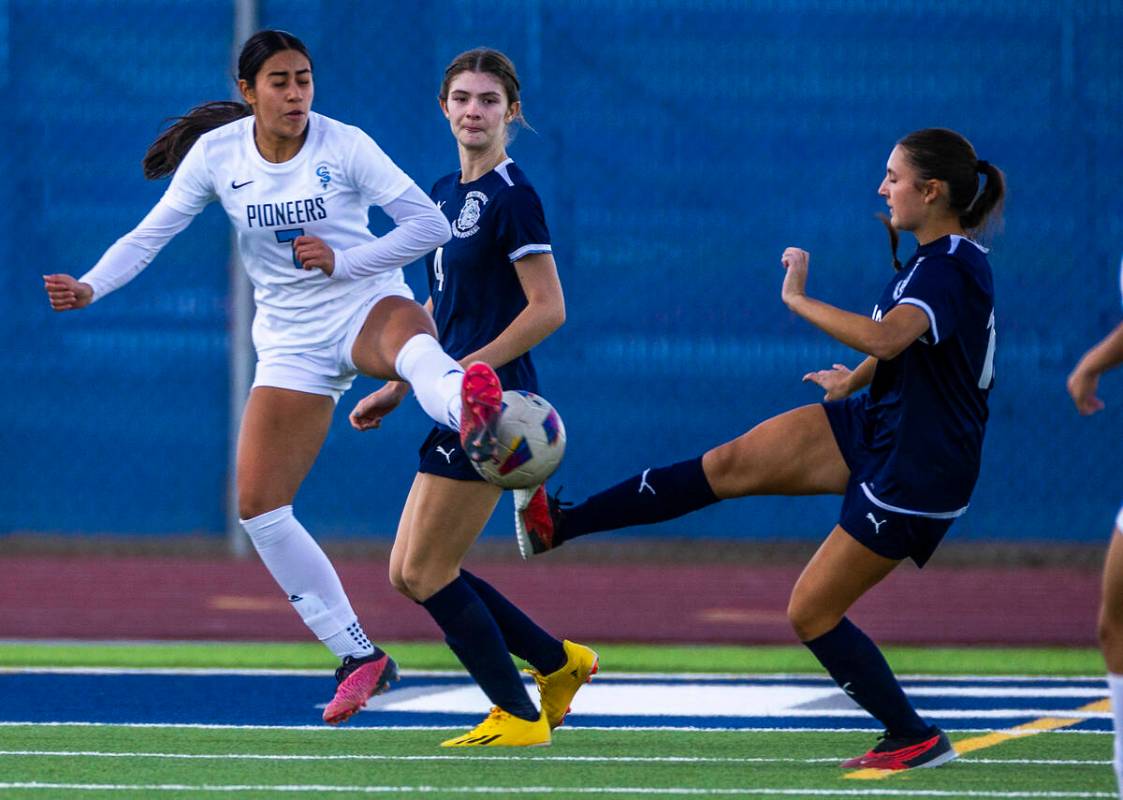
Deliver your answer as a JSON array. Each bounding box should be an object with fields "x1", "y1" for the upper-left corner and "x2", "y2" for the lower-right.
[
  {"x1": 516, "y1": 128, "x2": 1004, "y2": 771},
  {"x1": 349, "y1": 48, "x2": 596, "y2": 748}
]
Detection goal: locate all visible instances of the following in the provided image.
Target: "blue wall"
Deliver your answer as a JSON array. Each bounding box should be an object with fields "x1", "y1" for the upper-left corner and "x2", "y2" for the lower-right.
[{"x1": 5, "y1": 0, "x2": 1121, "y2": 542}]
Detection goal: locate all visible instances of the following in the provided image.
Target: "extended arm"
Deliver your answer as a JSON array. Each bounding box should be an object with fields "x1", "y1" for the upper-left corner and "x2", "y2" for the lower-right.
[
  {"x1": 43, "y1": 201, "x2": 195, "y2": 310},
  {"x1": 780, "y1": 247, "x2": 929, "y2": 360},
  {"x1": 304, "y1": 184, "x2": 451, "y2": 280},
  {"x1": 456, "y1": 252, "x2": 566, "y2": 369},
  {"x1": 332, "y1": 184, "x2": 451, "y2": 279},
  {"x1": 1067, "y1": 319, "x2": 1123, "y2": 415}
]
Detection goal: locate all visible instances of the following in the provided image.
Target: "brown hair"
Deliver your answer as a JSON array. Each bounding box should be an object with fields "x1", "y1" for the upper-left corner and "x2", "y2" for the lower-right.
[
  {"x1": 880, "y1": 128, "x2": 1006, "y2": 270},
  {"x1": 439, "y1": 48, "x2": 529, "y2": 140},
  {"x1": 142, "y1": 30, "x2": 312, "y2": 179}
]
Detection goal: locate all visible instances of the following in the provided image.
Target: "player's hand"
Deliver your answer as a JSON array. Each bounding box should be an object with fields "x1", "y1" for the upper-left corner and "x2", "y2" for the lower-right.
[
  {"x1": 43, "y1": 274, "x2": 94, "y2": 311},
  {"x1": 1066, "y1": 365, "x2": 1105, "y2": 416},
  {"x1": 293, "y1": 235, "x2": 335, "y2": 276},
  {"x1": 349, "y1": 381, "x2": 409, "y2": 431},
  {"x1": 780, "y1": 247, "x2": 810, "y2": 306},
  {"x1": 803, "y1": 364, "x2": 854, "y2": 401}
]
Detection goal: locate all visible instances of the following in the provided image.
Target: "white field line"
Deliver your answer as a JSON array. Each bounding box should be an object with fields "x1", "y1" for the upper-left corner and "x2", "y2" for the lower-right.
[
  {"x1": 0, "y1": 667, "x2": 1106, "y2": 683},
  {"x1": 0, "y1": 782, "x2": 1113, "y2": 797},
  {"x1": 0, "y1": 721, "x2": 1109, "y2": 735},
  {"x1": 692, "y1": 710, "x2": 1111, "y2": 719},
  {"x1": 0, "y1": 750, "x2": 1109, "y2": 767}
]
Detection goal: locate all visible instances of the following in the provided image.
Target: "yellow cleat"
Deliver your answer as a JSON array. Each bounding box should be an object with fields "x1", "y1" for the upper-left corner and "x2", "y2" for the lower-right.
[
  {"x1": 439, "y1": 706, "x2": 551, "y2": 747},
  {"x1": 526, "y1": 639, "x2": 599, "y2": 729}
]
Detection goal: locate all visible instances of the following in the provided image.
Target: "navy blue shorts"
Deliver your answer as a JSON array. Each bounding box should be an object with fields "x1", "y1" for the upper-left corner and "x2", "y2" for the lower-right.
[
  {"x1": 823, "y1": 396, "x2": 954, "y2": 568},
  {"x1": 417, "y1": 426, "x2": 486, "y2": 482}
]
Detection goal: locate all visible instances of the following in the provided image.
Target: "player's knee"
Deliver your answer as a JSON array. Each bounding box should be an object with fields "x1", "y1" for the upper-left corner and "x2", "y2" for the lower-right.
[
  {"x1": 1099, "y1": 607, "x2": 1123, "y2": 659},
  {"x1": 388, "y1": 564, "x2": 414, "y2": 601},
  {"x1": 787, "y1": 596, "x2": 838, "y2": 642},
  {"x1": 238, "y1": 503, "x2": 296, "y2": 549},
  {"x1": 398, "y1": 561, "x2": 453, "y2": 603},
  {"x1": 238, "y1": 491, "x2": 289, "y2": 522},
  {"x1": 702, "y1": 442, "x2": 758, "y2": 499}
]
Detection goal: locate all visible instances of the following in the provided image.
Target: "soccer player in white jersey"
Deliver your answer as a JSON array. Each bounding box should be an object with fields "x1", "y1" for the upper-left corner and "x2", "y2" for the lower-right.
[
  {"x1": 41, "y1": 29, "x2": 505, "y2": 726},
  {"x1": 348, "y1": 48, "x2": 596, "y2": 748},
  {"x1": 518, "y1": 129, "x2": 1006, "y2": 771},
  {"x1": 1067, "y1": 259, "x2": 1123, "y2": 797}
]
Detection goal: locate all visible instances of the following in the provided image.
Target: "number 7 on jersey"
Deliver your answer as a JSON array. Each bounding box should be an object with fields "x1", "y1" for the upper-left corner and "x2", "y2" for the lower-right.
[{"x1": 275, "y1": 228, "x2": 305, "y2": 268}]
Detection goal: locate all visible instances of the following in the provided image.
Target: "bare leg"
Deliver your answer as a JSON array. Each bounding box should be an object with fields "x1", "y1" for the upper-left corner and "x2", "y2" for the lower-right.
[
  {"x1": 392, "y1": 474, "x2": 550, "y2": 725},
  {"x1": 554, "y1": 404, "x2": 850, "y2": 542},
  {"x1": 350, "y1": 295, "x2": 472, "y2": 432},
  {"x1": 350, "y1": 295, "x2": 438, "y2": 380},
  {"x1": 237, "y1": 387, "x2": 333, "y2": 519},
  {"x1": 236, "y1": 387, "x2": 371, "y2": 656},
  {"x1": 392, "y1": 474, "x2": 502, "y2": 603},
  {"x1": 1100, "y1": 529, "x2": 1123, "y2": 673},
  {"x1": 788, "y1": 526, "x2": 899, "y2": 641},
  {"x1": 1099, "y1": 528, "x2": 1123, "y2": 793},
  {"x1": 790, "y1": 526, "x2": 937, "y2": 748},
  {"x1": 702, "y1": 404, "x2": 849, "y2": 499}
]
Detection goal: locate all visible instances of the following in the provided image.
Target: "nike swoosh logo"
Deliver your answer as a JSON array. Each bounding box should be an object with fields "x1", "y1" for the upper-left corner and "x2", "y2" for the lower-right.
[{"x1": 231, "y1": 180, "x2": 254, "y2": 189}]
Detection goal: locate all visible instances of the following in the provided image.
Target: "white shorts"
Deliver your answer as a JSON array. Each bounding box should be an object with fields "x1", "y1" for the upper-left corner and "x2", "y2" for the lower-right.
[
  {"x1": 252, "y1": 283, "x2": 414, "y2": 402},
  {"x1": 1116, "y1": 503, "x2": 1123, "y2": 534}
]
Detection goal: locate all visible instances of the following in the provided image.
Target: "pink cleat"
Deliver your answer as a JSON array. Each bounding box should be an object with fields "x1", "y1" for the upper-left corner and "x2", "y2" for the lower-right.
[
  {"x1": 322, "y1": 652, "x2": 398, "y2": 726},
  {"x1": 459, "y1": 361, "x2": 503, "y2": 463}
]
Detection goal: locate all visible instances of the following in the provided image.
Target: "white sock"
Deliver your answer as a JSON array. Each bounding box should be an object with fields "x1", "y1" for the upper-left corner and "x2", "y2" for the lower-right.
[
  {"x1": 1111, "y1": 673, "x2": 1123, "y2": 795},
  {"x1": 395, "y1": 333, "x2": 463, "y2": 429},
  {"x1": 240, "y1": 505, "x2": 374, "y2": 659},
  {"x1": 323, "y1": 621, "x2": 376, "y2": 660}
]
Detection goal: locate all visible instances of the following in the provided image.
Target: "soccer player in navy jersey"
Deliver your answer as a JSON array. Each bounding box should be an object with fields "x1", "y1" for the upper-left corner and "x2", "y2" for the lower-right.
[
  {"x1": 349, "y1": 48, "x2": 596, "y2": 747},
  {"x1": 516, "y1": 128, "x2": 1006, "y2": 770},
  {"x1": 1067, "y1": 260, "x2": 1123, "y2": 794}
]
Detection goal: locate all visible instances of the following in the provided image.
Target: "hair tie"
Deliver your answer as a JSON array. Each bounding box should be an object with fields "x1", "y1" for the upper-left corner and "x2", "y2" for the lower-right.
[{"x1": 976, "y1": 159, "x2": 990, "y2": 173}]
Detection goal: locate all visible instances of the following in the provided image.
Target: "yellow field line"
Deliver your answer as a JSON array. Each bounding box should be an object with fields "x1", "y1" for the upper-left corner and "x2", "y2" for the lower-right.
[{"x1": 844, "y1": 698, "x2": 1111, "y2": 781}]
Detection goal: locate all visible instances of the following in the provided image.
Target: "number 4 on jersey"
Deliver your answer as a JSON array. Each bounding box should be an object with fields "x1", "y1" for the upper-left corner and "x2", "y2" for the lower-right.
[{"x1": 433, "y1": 246, "x2": 445, "y2": 291}]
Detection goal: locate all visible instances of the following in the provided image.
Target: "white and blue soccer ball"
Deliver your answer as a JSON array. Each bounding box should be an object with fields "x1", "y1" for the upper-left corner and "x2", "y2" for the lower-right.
[{"x1": 472, "y1": 390, "x2": 566, "y2": 489}]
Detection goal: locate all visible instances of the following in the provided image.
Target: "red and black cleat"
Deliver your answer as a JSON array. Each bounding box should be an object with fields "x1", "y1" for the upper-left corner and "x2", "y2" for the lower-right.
[
  {"x1": 841, "y1": 727, "x2": 957, "y2": 771},
  {"x1": 514, "y1": 484, "x2": 565, "y2": 558}
]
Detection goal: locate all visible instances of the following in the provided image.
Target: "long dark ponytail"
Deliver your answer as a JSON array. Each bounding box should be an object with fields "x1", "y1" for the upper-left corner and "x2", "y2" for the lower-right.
[
  {"x1": 880, "y1": 128, "x2": 1006, "y2": 270},
  {"x1": 142, "y1": 30, "x2": 313, "y2": 179}
]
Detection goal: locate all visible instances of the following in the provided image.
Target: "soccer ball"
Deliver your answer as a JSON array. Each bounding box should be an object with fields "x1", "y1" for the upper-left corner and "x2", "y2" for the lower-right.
[{"x1": 472, "y1": 390, "x2": 566, "y2": 489}]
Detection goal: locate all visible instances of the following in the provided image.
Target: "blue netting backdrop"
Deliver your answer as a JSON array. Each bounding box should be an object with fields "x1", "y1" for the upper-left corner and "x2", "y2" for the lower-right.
[{"x1": 4, "y1": 0, "x2": 1121, "y2": 543}]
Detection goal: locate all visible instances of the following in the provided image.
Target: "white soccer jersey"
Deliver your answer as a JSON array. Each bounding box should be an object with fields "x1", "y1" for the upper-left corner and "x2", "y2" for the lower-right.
[{"x1": 163, "y1": 112, "x2": 416, "y2": 355}]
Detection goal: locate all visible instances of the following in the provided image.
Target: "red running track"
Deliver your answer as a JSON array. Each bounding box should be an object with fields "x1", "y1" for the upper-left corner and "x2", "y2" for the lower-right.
[{"x1": 0, "y1": 554, "x2": 1099, "y2": 645}]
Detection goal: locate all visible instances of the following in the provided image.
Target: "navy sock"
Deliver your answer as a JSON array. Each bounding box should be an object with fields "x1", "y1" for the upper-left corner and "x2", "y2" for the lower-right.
[
  {"x1": 421, "y1": 577, "x2": 539, "y2": 721},
  {"x1": 803, "y1": 617, "x2": 930, "y2": 739},
  {"x1": 557, "y1": 456, "x2": 719, "y2": 543},
  {"x1": 461, "y1": 570, "x2": 566, "y2": 674}
]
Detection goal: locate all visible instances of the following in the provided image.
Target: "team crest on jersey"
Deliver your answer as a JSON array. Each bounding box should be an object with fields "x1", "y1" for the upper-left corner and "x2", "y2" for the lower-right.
[
  {"x1": 893, "y1": 259, "x2": 921, "y2": 300},
  {"x1": 315, "y1": 164, "x2": 332, "y2": 190},
  {"x1": 452, "y1": 191, "x2": 488, "y2": 238}
]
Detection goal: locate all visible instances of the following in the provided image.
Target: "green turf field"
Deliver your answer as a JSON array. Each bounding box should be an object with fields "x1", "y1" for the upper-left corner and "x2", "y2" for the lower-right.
[
  {"x1": 0, "y1": 642, "x2": 1113, "y2": 798},
  {"x1": 0, "y1": 640, "x2": 1104, "y2": 675},
  {"x1": 0, "y1": 725, "x2": 1112, "y2": 798}
]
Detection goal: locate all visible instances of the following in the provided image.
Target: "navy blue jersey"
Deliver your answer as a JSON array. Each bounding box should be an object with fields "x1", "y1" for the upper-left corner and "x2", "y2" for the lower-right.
[
  {"x1": 863, "y1": 234, "x2": 996, "y2": 515},
  {"x1": 426, "y1": 159, "x2": 552, "y2": 393}
]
